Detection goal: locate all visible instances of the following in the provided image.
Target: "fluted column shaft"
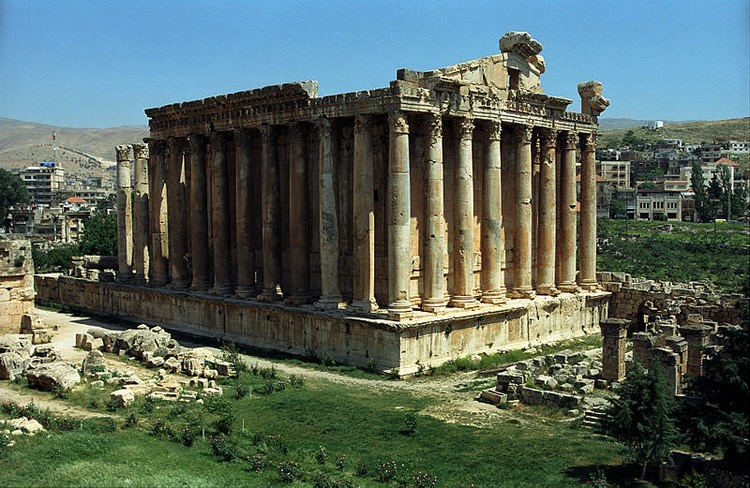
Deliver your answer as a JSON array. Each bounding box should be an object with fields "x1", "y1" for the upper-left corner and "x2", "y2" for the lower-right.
[
  {"x1": 210, "y1": 132, "x2": 232, "y2": 295},
  {"x1": 558, "y1": 132, "x2": 579, "y2": 292},
  {"x1": 147, "y1": 140, "x2": 169, "y2": 286},
  {"x1": 387, "y1": 111, "x2": 412, "y2": 318},
  {"x1": 234, "y1": 129, "x2": 255, "y2": 298},
  {"x1": 286, "y1": 123, "x2": 311, "y2": 304},
  {"x1": 450, "y1": 117, "x2": 479, "y2": 308},
  {"x1": 513, "y1": 125, "x2": 534, "y2": 298},
  {"x1": 481, "y1": 120, "x2": 506, "y2": 304},
  {"x1": 422, "y1": 114, "x2": 447, "y2": 312},
  {"x1": 351, "y1": 115, "x2": 378, "y2": 312},
  {"x1": 537, "y1": 129, "x2": 558, "y2": 295},
  {"x1": 258, "y1": 125, "x2": 282, "y2": 301},
  {"x1": 132, "y1": 143, "x2": 150, "y2": 285},
  {"x1": 188, "y1": 135, "x2": 209, "y2": 291},
  {"x1": 115, "y1": 145, "x2": 133, "y2": 283},
  {"x1": 315, "y1": 117, "x2": 345, "y2": 310},
  {"x1": 166, "y1": 137, "x2": 189, "y2": 289},
  {"x1": 579, "y1": 132, "x2": 598, "y2": 290}
]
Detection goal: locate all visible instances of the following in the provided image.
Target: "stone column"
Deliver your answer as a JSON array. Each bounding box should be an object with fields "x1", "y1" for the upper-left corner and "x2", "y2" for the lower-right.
[
  {"x1": 209, "y1": 132, "x2": 232, "y2": 295},
  {"x1": 481, "y1": 120, "x2": 506, "y2": 304},
  {"x1": 632, "y1": 332, "x2": 654, "y2": 369},
  {"x1": 387, "y1": 111, "x2": 412, "y2": 319},
  {"x1": 600, "y1": 318, "x2": 629, "y2": 382},
  {"x1": 314, "y1": 117, "x2": 345, "y2": 310},
  {"x1": 512, "y1": 124, "x2": 534, "y2": 299},
  {"x1": 351, "y1": 115, "x2": 378, "y2": 312},
  {"x1": 536, "y1": 129, "x2": 559, "y2": 296},
  {"x1": 166, "y1": 137, "x2": 189, "y2": 289},
  {"x1": 147, "y1": 140, "x2": 169, "y2": 286},
  {"x1": 188, "y1": 134, "x2": 209, "y2": 291},
  {"x1": 679, "y1": 324, "x2": 712, "y2": 378},
  {"x1": 449, "y1": 117, "x2": 479, "y2": 309},
  {"x1": 258, "y1": 124, "x2": 282, "y2": 301},
  {"x1": 558, "y1": 132, "x2": 579, "y2": 292},
  {"x1": 132, "y1": 143, "x2": 150, "y2": 285},
  {"x1": 421, "y1": 114, "x2": 447, "y2": 312},
  {"x1": 579, "y1": 132, "x2": 598, "y2": 290},
  {"x1": 286, "y1": 122, "x2": 311, "y2": 305},
  {"x1": 234, "y1": 128, "x2": 255, "y2": 298},
  {"x1": 115, "y1": 145, "x2": 133, "y2": 283}
]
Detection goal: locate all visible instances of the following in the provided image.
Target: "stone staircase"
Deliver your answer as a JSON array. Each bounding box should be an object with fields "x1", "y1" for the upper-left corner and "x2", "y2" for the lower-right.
[{"x1": 582, "y1": 408, "x2": 609, "y2": 432}]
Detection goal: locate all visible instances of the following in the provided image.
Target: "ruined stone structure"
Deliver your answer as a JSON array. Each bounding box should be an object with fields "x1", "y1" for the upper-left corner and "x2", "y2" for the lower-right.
[
  {"x1": 0, "y1": 238, "x2": 34, "y2": 334},
  {"x1": 37, "y1": 33, "x2": 612, "y2": 374}
]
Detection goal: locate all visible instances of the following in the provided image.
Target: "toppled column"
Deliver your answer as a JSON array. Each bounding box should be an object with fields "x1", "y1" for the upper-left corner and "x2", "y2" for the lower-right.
[
  {"x1": 116, "y1": 145, "x2": 133, "y2": 283},
  {"x1": 132, "y1": 143, "x2": 150, "y2": 285},
  {"x1": 600, "y1": 318, "x2": 629, "y2": 382},
  {"x1": 680, "y1": 324, "x2": 712, "y2": 378}
]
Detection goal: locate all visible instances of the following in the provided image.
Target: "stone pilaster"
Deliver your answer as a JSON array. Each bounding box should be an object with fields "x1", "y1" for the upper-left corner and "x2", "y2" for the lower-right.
[
  {"x1": 209, "y1": 132, "x2": 232, "y2": 295},
  {"x1": 481, "y1": 120, "x2": 506, "y2": 304},
  {"x1": 558, "y1": 132, "x2": 579, "y2": 292},
  {"x1": 387, "y1": 111, "x2": 412, "y2": 319},
  {"x1": 351, "y1": 115, "x2": 378, "y2": 312},
  {"x1": 536, "y1": 129, "x2": 559, "y2": 296},
  {"x1": 132, "y1": 143, "x2": 150, "y2": 285},
  {"x1": 234, "y1": 128, "x2": 256, "y2": 298},
  {"x1": 286, "y1": 122, "x2": 311, "y2": 305},
  {"x1": 512, "y1": 124, "x2": 534, "y2": 299},
  {"x1": 314, "y1": 117, "x2": 345, "y2": 310},
  {"x1": 258, "y1": 124, "x2": 282, "y2": 301},
  {"x1": 166, "y1": 137, "x2": 189, "y2": 289},
  {"x1": 422, "y1": 114, "x2": 447, "y2": 312},
  {"x1": 450, "y1": 117, "x2": 479, "y2": 309},
  {"x1": 188, "y1": 134, "x2": 209, "y2": 292},
  {"x1": 600, "y1": 318, "x2": 629, "y2": 382},
  {"x1": 147, "y1": 139, "x2": 169, "y2": 287},
  {"x1": 679, "y1": 324, "x2": 712, "y2": 378},
  {"x1": 115, "y1": 145, "x2": 133, "y2": 283},
  {"x1": 579, "y1": 132, "x2": 598, "y2": 290}
]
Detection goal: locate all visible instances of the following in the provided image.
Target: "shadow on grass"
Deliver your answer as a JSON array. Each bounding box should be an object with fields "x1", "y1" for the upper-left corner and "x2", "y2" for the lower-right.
[{"x1": 565, "y1": 463, "x2": 655, "y2": 487}]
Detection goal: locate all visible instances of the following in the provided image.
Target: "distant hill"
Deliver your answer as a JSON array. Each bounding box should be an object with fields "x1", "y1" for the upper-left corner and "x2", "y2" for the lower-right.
[
  {"x1": 0, "y1": 117, "x2": 148, "y2": 174},
  {"x1": 598, "y1": 117, "x2": 750, "y2": 148},
  {"x1": 597, "y1": 118, "x2": 687, "y2": 131}
]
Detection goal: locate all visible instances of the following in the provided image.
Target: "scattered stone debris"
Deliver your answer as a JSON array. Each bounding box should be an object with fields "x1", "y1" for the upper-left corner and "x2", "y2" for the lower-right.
[{"x1": 1, "y1": 417, "x2": 45, "y2": 436}]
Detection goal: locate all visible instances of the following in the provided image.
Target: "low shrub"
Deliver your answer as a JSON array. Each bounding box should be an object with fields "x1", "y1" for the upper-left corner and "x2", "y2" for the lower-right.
[
  {"x1": 245, "y1": 453, "x2": 267, "y2": 473},
  {"x1": 374, "y1": 459, "x2": 401, "y2": 482},
  {"x1": 315, "y1": 445, "x2": 327, "y2": 465},
  {"x1": 410, "y1": 471, "x2": 439, "y2": 488},
  {"x1": 278, "y1": 460, "x2": 300, "y2": 483},
  {"x1": 404, "y1": 412, "x2": 418, "y2": 435},
  {"x1": 209, "y1": 435, "x2": 238, "y2": 462}
]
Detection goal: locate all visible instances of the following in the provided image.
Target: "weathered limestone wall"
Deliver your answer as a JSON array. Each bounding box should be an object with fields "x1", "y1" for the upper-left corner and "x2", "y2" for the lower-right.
[
  {"x1": 35, "y1": 274, "x2": 608, "y2": 374},
  {"x1": 0, "y1": 238, "x2": 34, "y2": 333}
]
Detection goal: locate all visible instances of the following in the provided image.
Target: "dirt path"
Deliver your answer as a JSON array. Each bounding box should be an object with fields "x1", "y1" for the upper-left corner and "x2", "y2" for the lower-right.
[{"x1": 0, "y1": 382, "x2": 112, "y2": 419}]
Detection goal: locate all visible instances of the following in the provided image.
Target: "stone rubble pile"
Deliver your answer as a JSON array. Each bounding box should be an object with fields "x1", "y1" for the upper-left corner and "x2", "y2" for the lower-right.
[
  {"x1": 0, "y1": 332, "x2": 80, "y2": 390},
  {"x1": 1, "y1": 417, "x2": 46, "y2": 438}
]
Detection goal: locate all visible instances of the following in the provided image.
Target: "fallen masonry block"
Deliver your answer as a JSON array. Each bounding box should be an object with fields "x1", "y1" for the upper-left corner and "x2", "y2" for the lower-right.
[{"x1": 479, "y1": 389, "x2": 508, "y2": 405}]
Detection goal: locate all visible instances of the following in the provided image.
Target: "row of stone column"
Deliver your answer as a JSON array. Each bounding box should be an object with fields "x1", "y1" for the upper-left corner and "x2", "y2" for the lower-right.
[{"x1": 115, "y1": 143, "x2": 150, "y2": 285}]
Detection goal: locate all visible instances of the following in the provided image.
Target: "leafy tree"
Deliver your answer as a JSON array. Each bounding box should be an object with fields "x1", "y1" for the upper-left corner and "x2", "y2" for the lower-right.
[
  {"x1": 78, "y1": 209, "x2": 117, "y2": 256},
  {"x1": 622, "y1": 130, "x2": 646, "y2": 147},
  {"x1": 731, "y1": 186, "x2": 748, "y2": 217},
  {"x1": 605, "y1": 361, "x2": 679, "y2": 480},
  {"x1": 0, "y1": 168, "x2": 30, "y2": 231},
  {"x1": 706, "y1": 174, "x2": 723, "y2": 219},
  {"x1": 609, "y1": 198, "x2": 627, "y2": 219},
  {"x1": 691, "y1": 163, "x2": 710, "y2": 222},
  {"x1": 679, "y1": 328, "x2": 749, "y2": 472},
  {"x1": 716, "y1": 164, "x2": 733, "y2": 219}
]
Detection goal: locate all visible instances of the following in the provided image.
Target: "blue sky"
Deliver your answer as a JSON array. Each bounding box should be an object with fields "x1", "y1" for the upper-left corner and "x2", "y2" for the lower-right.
[{"x1": 1, "y1": 0, "x2": 748, "y2": 128}]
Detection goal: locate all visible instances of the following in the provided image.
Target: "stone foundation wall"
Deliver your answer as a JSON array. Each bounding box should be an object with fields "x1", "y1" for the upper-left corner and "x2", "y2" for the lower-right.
[
  {"x1": 35, "y1": 274, "x2": 609, "y2": 374},
  {"x1": 0, "y1": 238, "x2": 34, "y2": 333}
]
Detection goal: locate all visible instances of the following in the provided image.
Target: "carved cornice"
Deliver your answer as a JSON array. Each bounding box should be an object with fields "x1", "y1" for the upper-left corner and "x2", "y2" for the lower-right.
[
  {"x1": 389, "y1": 111, "x2": 409, "y2": 134},
  {"x1": 457, "y1": 117, "x2": 474, "y2": 140},
  {"x1": 115, "y1": 145, "x2": 132, "y2": 162},
  {"x1": 132, "y1": 142, "x2": 149, "y2": 160}
]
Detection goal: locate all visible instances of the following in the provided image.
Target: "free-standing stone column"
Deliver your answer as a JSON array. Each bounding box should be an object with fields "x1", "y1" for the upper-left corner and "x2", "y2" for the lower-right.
[
  {"x1": 536, "y1": 129, "x2": 559, "y2": 296},
  {"x1": 115, "y1": 145, "x2": 133, "y2": 283},
  {"x1": 188, "y1": 134, "x2": 209, "y2": 291},
  {"x1": 258, "y1": 124, "x2": 282, "y2": 301},
  {"x1": 166, "y1": 137, "x2": 189, "y2": 289},
  {"x1": 481, "y1": 120, "x2": 506, "y2": 304},
  {"x1": 315, "y1": 117, "x2": 345, "y2": 310},
  {"x1": 147, "y1": 139, "x2": 169, "y2": 286},
  {"x1": 422, "y1": 114, "x2": 447, "y2": 312},
  {"x1": 351, "y1": 115, "x2": 378, "y2": 312},
  {"x1": 600, "y1": 318, "x2": 630, "y2": 382},
  {"x1": 512, "y1": 124, "x2": 534, "y2": 299},
  {"x1": 387, "y1": 111, "x2": 412, "y2": 319},
  {"x1": 450, "y1": 117, "x2": 479, "y2": 309},
  {"x1": 558, "y1": 132, "x2": 579, "y2": 292},
  {"x1": 234, "y1": 128, "x2": 255, "y2": 298},
  {"x1": 132, "y1": 143, "x2": 150, "y2": 285},
  {"x1": 286, "y1": 122, "x2": 311, "y2": 305},
  {"x1": 209, "y1": 132, "x2": 232, "y2": 295},
  {"x1": 579, "y1": 132, "x2": 598, "y2": 290},
  {"x1": 679, "y1": 324, "x2": 712, "y2": 378}
]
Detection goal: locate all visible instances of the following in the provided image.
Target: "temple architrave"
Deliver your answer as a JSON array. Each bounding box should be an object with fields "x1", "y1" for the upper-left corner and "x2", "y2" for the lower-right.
[{"x1": 36, "y1": 32, "x2": 612, "y2": 374}]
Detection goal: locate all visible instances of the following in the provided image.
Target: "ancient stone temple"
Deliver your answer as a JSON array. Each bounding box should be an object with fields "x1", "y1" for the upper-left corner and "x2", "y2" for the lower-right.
[{"x1": 37, "y1": 32, "x2": 611, "y2": 374}]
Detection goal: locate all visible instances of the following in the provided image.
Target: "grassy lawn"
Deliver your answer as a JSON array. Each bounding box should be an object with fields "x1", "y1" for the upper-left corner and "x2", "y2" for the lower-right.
[
  {"x1": 597, "y1": 218, "x2": 750, "y2": 294},
  {"x1": 1, "y1": 366, "x2": 628, "y2": 487}
]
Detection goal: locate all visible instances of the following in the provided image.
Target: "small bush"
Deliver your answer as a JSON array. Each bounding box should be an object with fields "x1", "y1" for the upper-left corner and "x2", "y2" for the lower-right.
[
  {"x1": 179, "y1": 425, "x2": 199, "y2": 447},
  {"x1": 151, "y1": 419, "x2": 174, "y2": 439},
  {"x1": 375, "y1": 459, "x2": 401, "y2": 482},
  {"x1": 209, "y1": 435, "x2": 238, "y2": 462},
  {"x1": 312, "y1": 472, "x2": 357, "y2": 488},
  {"x1": 403, "y1": 412, "x2": 418, "y2": 435},
  {"x1": 355, "y1": 460, "x2": 369, "y2": 477},
  {"x1": 123, "y1": 411, "x2": 138, "y2": 429},
  {"x1": 235, "y1": 383, "x2": 250, "y2": 399},
  {"x1": 259, "y1": 365, "x2": 277, "y2": 379},
  {"x1": 322, "y1": 354, "x2": 336, "y2": 367},
  {"x1": 246, "y1": 454, "x2": 267, "y2": 473},
  {"x1": 289, "y1": 374, "x2": 305, "y2": 388},
  {"x1": 278, "y1": 461, "x2": 300, "y2": 483},
  {"x1": 315, "y1": 445, "x2": 327, "y2": 465},
  {"x1": 410, "y1": 471, "x2": 439, "y2": 488},
  {"x1": 52, "y1": 385, "x2": 70, "y2": 400},
  {"x1": 220, "y1": 342, "x2": 247, "y2": 373},
  {"x1": 335, "y1": 454, "x2": 346, "y2": 471}
]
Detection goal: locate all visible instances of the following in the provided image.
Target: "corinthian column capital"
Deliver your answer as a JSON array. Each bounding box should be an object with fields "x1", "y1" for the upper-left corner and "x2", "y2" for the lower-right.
[
  {"x1": 487, "y1": 120, "x2": 502, "y2": 142},
  {"x1": 210, "y1": 131, "x2": 227, "y2": 149},
  {"x1": 354, "y1": 114, "x2": 371, "y2": 135},
  {"x1": 457, "y1": 117, "x2": 474, "y2": 140},
  {"x1": 539, "y1": 128, "x2": 557, "y2": 149},
  {"x1": 514, "y1": 124, "x2": 533, "y2": 145},
  {"x1": 389, "y1": 111, "x2": 409, "y2": 134},
  {"x1": 564, "y1": 132, "x2": 579, "y2": 150},
  {"x1": 116, "y1": 144, "x2": 132, "y2": 162},
  {"x1": 132, "y1": 142, "x2": 149, "y2": 160},
  {"x1": 582, "y1": 132, "x2": 597, "y2": 152}
]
